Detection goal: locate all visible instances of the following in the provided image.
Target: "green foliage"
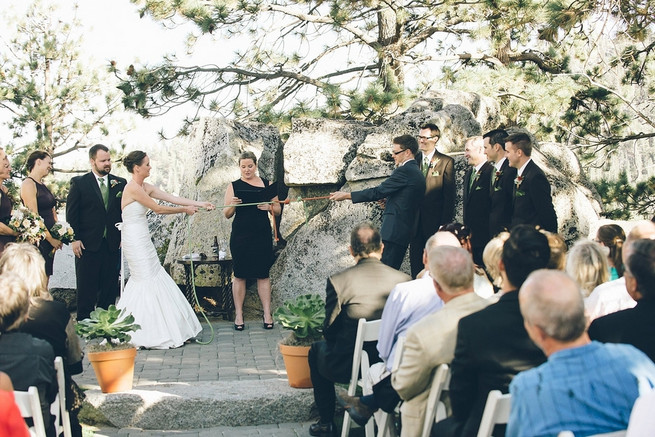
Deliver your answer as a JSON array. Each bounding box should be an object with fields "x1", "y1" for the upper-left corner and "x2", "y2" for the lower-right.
[
  {"x1": 274, "y1": 294, "x2": 325, "y2": 344},
  {"x1": 75, "y1": 305, "x2": 141, "y2": 348},
  {"x1": 595, "y1": 171, "x2": 655, "y2": 220},
  {"x1": 0, "y1": 1, "x2": 124, "y2": 174}
]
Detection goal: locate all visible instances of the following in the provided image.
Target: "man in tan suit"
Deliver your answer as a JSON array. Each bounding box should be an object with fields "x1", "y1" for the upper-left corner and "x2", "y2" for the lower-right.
[
  {"x1": 309, "y1": 223, "x2": 411, "y2": 437},
  {"x1": 410, "y1": 123, "x2": 456, "y2": 277},
  {"x1": 391, "y1": 246, "x2": 489, "y2": 437}
]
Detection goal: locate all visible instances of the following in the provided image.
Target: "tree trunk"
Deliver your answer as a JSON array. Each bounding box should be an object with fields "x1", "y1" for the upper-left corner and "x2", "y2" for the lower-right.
[{"x1": 377, "y1": 7, "x2": 404, "y2": 90}]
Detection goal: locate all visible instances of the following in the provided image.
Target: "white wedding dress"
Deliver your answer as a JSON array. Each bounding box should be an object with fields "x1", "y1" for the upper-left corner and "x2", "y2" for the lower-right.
[{"x1": 116, "y1": 202, "x2": 201, "y2": 349}]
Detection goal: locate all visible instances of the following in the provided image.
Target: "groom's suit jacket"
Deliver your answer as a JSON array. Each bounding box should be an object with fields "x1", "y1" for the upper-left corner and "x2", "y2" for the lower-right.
[
  {"x1": 488, "y1": 158, "x2": 516, "y2": 237},
  {"x1": 463, "y1": 161, "x2": 493, "y2": 258},
  {"x1": 66, "y1": 172, "x2": 126, "y2": 252}
]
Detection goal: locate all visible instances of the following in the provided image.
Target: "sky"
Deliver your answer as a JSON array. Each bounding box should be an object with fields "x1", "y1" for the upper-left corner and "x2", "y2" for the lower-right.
[{"x1": 0, "y1": 0, "x2": 225, "y2": 164}]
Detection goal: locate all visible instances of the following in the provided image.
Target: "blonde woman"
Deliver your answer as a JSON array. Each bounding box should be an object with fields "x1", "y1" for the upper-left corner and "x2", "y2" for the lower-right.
[
  {"x1": 565, "y1": 239, "x2": 610, "y2": 297},
  {"x1": 0, "y1": 243, "x2": 83, "y2": 437}
]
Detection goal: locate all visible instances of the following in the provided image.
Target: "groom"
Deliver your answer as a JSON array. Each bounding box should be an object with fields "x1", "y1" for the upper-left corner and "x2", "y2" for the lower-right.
[{"x1": 66, "y1": 144, "x2": 127, "y2": 320}]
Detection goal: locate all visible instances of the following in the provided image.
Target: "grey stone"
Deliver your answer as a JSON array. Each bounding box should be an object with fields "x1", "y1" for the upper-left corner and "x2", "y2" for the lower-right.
[{"x1": 84, "y1": 380, "x2": 314, "y2": 429}]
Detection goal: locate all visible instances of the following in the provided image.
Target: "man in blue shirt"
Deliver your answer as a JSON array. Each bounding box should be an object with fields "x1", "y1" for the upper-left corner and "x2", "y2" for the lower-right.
[{"x1": 508, "y1": 269, "x2": 655, "y2": 437}]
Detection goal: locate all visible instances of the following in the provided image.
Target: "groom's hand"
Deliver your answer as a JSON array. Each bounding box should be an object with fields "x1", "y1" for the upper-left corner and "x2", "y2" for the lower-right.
[{"x1": 72, "y1": 240, "x2": 85, "y2": 258}]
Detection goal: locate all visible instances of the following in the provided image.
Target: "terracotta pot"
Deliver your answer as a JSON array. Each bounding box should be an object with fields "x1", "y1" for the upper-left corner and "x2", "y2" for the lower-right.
[
  {"x1": 279, "y1": 343, "x2": 312, "y2": 388},
  {"x1": 88, "y1": 347, "x2": 137, "y2": 393}
]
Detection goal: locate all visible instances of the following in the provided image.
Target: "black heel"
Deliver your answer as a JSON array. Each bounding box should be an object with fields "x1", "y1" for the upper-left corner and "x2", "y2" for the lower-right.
[
  {"x1": 234, "y1": 323, "x2": 245, "y2": 331},
  {"x1": 263, "y1": 316, "x2": 274, "y2": 330}
]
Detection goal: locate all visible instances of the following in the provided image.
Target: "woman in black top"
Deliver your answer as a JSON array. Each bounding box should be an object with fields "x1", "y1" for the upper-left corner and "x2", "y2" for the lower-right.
[
  {"x1": 20, "y1": 150, "x2": 63, "y2": 277},
  {"x1": 0, "y1": 148, "x2": 18, "y2": 254},
  {"x1": 223, "y1": 151, "x2": 281, "y2": 331}
]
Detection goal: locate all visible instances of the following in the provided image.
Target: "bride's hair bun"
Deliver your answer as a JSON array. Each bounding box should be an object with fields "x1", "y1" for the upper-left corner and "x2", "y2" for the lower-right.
[{"x1": 124, "y1": 151, "x2": 147, "y2": 173}]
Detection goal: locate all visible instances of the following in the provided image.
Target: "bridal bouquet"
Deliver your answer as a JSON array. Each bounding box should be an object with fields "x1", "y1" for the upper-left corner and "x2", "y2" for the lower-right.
[{"x1": 7, "y1": 206, "x2": 47, "y2": 245}]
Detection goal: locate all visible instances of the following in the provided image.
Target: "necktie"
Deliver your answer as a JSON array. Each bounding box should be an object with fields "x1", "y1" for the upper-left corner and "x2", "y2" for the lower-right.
[
  {"x1": 99, "y1": 177, "x2": 108, "y2": 209},
  {"x1": 469, "y1": 170, "x2": 476, "y2": 192},
  {"x1": 423, "y1": 156, "x2": 429, "y2": 177}
]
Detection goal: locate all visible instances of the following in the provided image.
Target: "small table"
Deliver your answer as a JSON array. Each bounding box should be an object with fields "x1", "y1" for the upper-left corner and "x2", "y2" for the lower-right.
[{"x1": 177, "y1": 257, "x2": 234, "y2": 320}]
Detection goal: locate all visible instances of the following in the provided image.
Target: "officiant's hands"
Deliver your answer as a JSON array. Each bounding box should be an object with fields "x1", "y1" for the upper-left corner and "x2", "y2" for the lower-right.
[
  {"x1": 228, "y1": 197, "x2": 242, "y2": 207},
  {"x1": 72, "y1": 240, "x2": 85, "y2": 258}
]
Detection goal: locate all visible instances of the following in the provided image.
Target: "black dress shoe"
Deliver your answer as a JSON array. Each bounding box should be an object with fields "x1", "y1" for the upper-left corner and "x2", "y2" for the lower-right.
[
  {"x1": 308, "y1": 420, "x2": 337, "y2": 437},
  {"x1": 335, "y1": 387, "x2": 374, "y2": 426}
]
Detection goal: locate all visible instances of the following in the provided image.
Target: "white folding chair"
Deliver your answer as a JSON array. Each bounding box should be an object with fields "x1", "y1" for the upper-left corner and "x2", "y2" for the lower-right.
[
  {"x1": 53, "y1": 356, "x2": 72, "y2": 437},
  {"x1": 341, "y1": 318, "x2": 381, "y2": 437},
  {"x1": 559, "y1": 431, "x2": 626, "y2": 437},
  {"x1": 14, "y1": 386, "x2": 47, "y2": 437},
  {"x1": 477, "y1": 390, "x2": 511, "y2": 437},
  {"x1": 373, "y1": 336, "x2": 406, "y2": 437},
  {"x1": 421, "y1": 364, "x2": 451, "y2": 437}
]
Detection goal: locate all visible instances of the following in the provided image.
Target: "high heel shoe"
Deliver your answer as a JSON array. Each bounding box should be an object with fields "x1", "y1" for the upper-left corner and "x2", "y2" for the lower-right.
[
  {"x1": 263, "y1": 316, "x2": 274, "y2": 330},
  {"x1": 234, "y1": 322, "x2": 245, "y2": 331}
]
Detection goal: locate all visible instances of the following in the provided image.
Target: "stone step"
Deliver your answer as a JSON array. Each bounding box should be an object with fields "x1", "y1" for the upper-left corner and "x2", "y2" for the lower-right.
[{"x1": 84, "y1": 379, "x2": 314, "y2": 430}]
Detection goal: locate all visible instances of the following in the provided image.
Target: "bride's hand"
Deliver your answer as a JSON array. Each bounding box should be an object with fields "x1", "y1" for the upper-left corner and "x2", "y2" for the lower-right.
[{"x1": 184, "y1": 205, "x2": 199, "y2": 216}]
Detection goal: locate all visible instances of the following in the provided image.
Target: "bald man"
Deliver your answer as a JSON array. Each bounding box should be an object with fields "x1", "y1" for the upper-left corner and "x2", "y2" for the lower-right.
[{"x1": 508, "y1": 270, "x2": 655, "y2": 436}]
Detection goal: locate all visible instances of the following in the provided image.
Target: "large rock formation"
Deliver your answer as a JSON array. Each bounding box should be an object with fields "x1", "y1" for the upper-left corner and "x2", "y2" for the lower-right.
[{"x1": 161, "y1": 90, "x2": 601, "y2": 314}]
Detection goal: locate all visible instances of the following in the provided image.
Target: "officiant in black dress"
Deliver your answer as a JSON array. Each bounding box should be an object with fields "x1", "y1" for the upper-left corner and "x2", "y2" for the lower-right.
[{"x1": 223, "y1": 151, "x2": 281, "y2": 331}]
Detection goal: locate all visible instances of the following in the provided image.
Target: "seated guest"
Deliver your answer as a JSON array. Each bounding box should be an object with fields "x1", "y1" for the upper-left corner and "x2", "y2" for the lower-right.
[
  {"x1": 433, "y1": 224, "x2": 550, "y2": 437},
  {"x1": 508, "y1": 270, "x2": 655, "y2": 436},
  {"x1": 439, "y1": 222, "x2": 494, "y2": 298},
  {"x1": 482, "y1": 232, "x2": 509, "y2": 294},
  {"x1": 0, "y1": 372, "x2": 30, "y2": 437},
  {"x1": 565, "y1": 239, "x2": 609, "y2": 297},
  {"x1": 336, "y1": 231, "x2": 462, "y2": 425},
  {"x1": 391, "y1": 246, "x2": 490, "y2": 437},
  {"x1": 0, "y1": 272, "x2": 57, "y2": 437},
  {"x1": 541, "y1": 230, "x2": 567, "y2": 270},
  {"x1": 585, "y1": 220, "x2": 655, "y2": 320},
  {"x1": 0, "y1": 243, "x2": 84, "y2": 437},
  {"x1": 589, "y1": 239, "x2": 655, "y2": 362},
  {"x1": 308, "y1": 223, "x2": 410, "y2": 437},
  {"x1": 596, "y1": 223, "x2": 626, "y2": 280}
]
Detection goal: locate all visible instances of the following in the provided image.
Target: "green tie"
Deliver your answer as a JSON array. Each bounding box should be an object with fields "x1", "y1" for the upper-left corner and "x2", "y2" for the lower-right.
[
  {"x1": 99, "y1": 177, "x2": 108, "y2": 209},
  {"x1": 423, "y1": 156, "x2": 429, "y2": 177},
  {"x1": 469, "y1": 170, "x2": 477, "y2": 192}
]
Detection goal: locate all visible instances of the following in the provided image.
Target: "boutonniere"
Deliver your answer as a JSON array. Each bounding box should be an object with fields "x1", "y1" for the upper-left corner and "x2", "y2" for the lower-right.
[
  {"x1": 514, "y1": 176, "x2": 525, "y2": 197},
  {"x1": 431, "y1": 170, "x2": 440, "y2": 176},
  {"x1": 116, "y1": 191, "x2": 123, "y2": 198},
  {"x1": 110, "y1": 179, "x2": 120, "y2": 188},
  {"x1": 493, "y1": 170, "x2": 504, "y2": 192}
]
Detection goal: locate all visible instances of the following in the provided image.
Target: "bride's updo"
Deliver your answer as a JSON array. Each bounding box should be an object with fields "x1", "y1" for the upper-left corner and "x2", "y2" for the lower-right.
[{"x1": 123, "y1": 151, "x2": 147, "y2": 173}]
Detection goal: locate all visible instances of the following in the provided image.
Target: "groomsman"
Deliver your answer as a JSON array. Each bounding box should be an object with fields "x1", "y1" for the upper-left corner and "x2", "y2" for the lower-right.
[
  {"x1": 505, "y1": 132, "x2": 558, "y2": 232},
  {"x1": 410, "y1": 123, "x2": 455, "y2": 277},
  {"x1": 67, "y1": 144, "x2": 127, "y2": 320},
  {"x1": 463, "y1": 136, "x2": 493, "y2": 266},
  {"x1": 483, "y1": 128, "x2": 515, "y2": 236}
]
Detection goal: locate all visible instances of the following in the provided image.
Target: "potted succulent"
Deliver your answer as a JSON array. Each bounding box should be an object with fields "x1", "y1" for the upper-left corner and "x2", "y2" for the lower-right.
[
  {"x1": 274, "y1": 294, "x2": 325, "y2": 388},
  {"x1": 75, "y1": 305, "x2": 141, "y2": 393}
]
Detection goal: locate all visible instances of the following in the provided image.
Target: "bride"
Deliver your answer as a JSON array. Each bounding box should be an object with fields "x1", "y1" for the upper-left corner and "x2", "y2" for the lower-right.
[{"x1": 116, "y1": 151, "x2": 214, "y2": 349}]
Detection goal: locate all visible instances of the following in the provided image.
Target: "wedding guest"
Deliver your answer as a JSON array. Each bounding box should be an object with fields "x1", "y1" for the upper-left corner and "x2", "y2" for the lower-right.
[
  {"x1": 0, "y1": 372, "x2": 30, "y2": 437},
  {"x1": 542, "y1": 230, "x2": 567, "y2": 270},
  {"x1": 482, "y1": 232, "x2": 510, "y2": 293},
  {"x1": 20, "y1": 150, "x2": 62, "y2": 277},
  {"x1": 0, "y1": 272, "x2": 57, "y2": 437},
  {"x1": 596, "y1": 224, "x2": 625, "y2": 280},
  {"x1": 565, "y1": 240, "x2": 609, "y2": 297},
  {"x1": 0, "y1": 149, "x2": 18, "y2": 253},
  {"x1": 224, "y1": 151, "x2": 281, "y2": 331},
  {"x1": 0, "y1": 243, "x2": 83, "y2": 437}
]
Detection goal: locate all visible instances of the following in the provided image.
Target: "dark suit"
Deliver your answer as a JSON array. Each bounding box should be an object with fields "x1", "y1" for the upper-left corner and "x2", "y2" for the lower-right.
[
  {"x1": 309, "y1": 257, "x2": 411, "y2": 423},
  {"x1": 589, "y1": 299, "x2": 655, "y2": 362},
  {"x1": 433, "y1": 291, "x2": 546, "y2": 437},
  {"x1": 66, "y1": 172, "x2": 126, "y2": 319},
  {"x1": 351, "y1": 160, "x2": 425, "y2": 269},
  {"x1": 410, "y1": 151, "x2": 455, "y2": 277},
  {"x1": 488, "y1": 158, "x2": 517, "y2": 237},
  {"x1": 510, "y1": 160, "x2": 557, "y2": 232},
  {"x1": 463, "y1": 161, "x2": 493, "y2": 266}
]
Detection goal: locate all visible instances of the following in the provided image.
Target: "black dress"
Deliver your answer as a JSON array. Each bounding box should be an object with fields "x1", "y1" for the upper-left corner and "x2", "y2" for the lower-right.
[
  {"x1": 0, "y1": 189, "x2": 15, "y2": 254},
  {"x1": 230, "y1": 178, "x2": 274, "y2": 279},
  {"x1": 28, "y1": 177, "x2": 57, "y2": 276}
]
